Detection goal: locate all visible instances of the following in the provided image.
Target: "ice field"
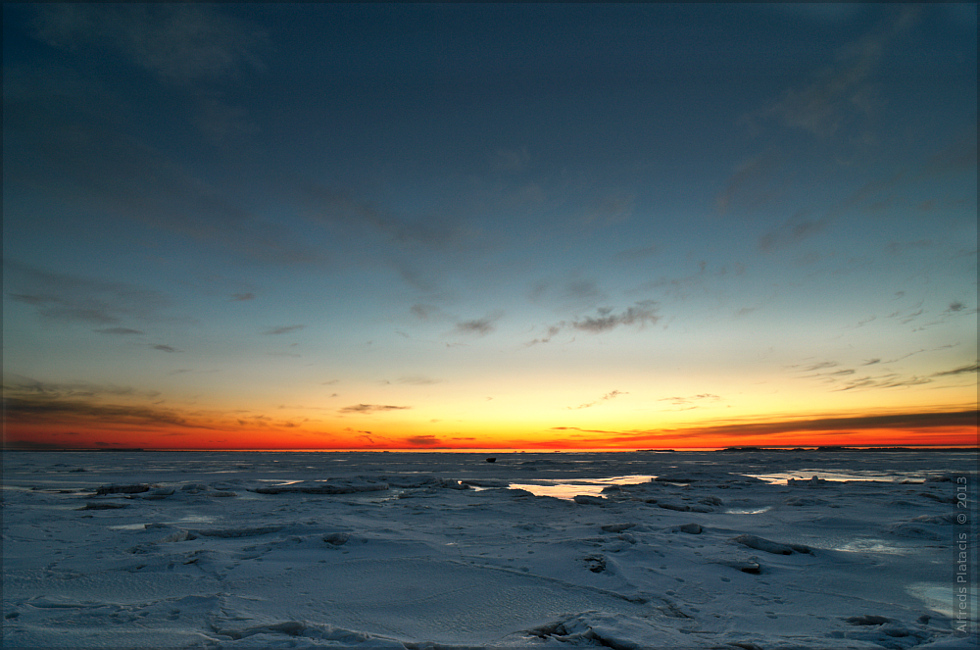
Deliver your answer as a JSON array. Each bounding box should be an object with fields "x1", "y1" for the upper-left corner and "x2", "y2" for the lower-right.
[{"x1": 2, "y1": 449, "x2": 977, "y2": 648}]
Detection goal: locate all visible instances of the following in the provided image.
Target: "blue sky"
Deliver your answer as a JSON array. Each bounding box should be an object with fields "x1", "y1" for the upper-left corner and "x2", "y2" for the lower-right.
[{"x1": 2, "y1": 3, "x2": 976, "y2": 450}]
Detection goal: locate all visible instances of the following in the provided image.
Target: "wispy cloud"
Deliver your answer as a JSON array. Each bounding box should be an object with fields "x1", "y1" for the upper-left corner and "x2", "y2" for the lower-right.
[
  {"x1": 231, "y1": 293, "x2": 255, "y2": 301},
  {"x1": 262, "y1": 325, "x2": 305, "y2": 336},
  {"x1": 758, "y1": 210, "x2": 831, "y2": 252},
  {"x1": 301, "y1": 184, "x2": 473, "y2": 251},
  {"x1": 831, "y1": 374, "x2": 932, "y2": 392},
  {"x1": 397, "y1": 375, "x2": 441, "y2": 386},
  {"x1": 716, "y1": 150, "x2": 782, "y2": 215},
  {"x1": 931, "y1": 362, "x2": 980, "y2": 378},
  {"x1": 405, "y1": 435, "x2": 441, "y2": 446},
  {"x1": 29, "y1": 4, "x2": 267, "y2": 146},
  {"x1": 339, "y1": 404, "x2": 411, "y2": 414},
  {"x1": 3, "y1": 376, "x2": 159, "y2": 401},
  {"x1": 94, "y1": 327, "x2": 145, "y2": 335},
  {"x1": 549, "y1": 409, "x2": 977, "y2": 446},
  {"x1": 453, "y1": 313, "x2": 502, "y2": 337},
  {"x1": 569, "y1": 390, "x2": 627, "y2": 410},
  {"x1": 526, "y1": 324, "x2": 564, "y2": 347},
  {"x1": 790, "y1": 350, "x2": 974, "y2": 391},
  {"x1": 751, "y1": 7, "x2": 918, "y2": 137},
  {"x1": 886, "y1": 240, "x2": 933, "y2": 255},
  {"x1": 616, "y1": 245, "x2": 658, "y2": 261},
  {"x1": 529, "y1": 277, "x2": 605, "y2": 308},
  {"x1": 2, "y1": 394, "x2": 198, "y2": 430},
  {"x1": 152, "y1": 344, "x2": 180, "y2": 353},
  {"x1": 581, "y1": 191, "x2": 634, "y2": 226},
  {"x1": 4, "y1": 94, "x2": 322, "y2": 265},
  {"x1": 5, "y1": 261, "x2": 171, "y2": 326},
  {"x1": 410, "y1": 304, "x2": 442, "y2": 321},
  {"x1": 921, "y1": 125, "x2": 978, "y2": 178},
  {"x1": 528, "y1": 300, "x2": 661, "y2": 345},
  {"x1": 571, "y1": 301, "x2": 659, "y2": 334},
  {"x1": 802, "y1": 361, "x2": 840, "y2": 372},
  {"x1": 32, "y1": 4, "x2": 268, "y2": 84},
  {"x1": 659, "y1": 394, "x2": 722, "y2": 409}
]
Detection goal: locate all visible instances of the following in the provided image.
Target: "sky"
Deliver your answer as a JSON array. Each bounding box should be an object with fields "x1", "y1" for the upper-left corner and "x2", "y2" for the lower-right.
[{"x1": 2, "y1": 3, "x2": 977, "y2": 451}]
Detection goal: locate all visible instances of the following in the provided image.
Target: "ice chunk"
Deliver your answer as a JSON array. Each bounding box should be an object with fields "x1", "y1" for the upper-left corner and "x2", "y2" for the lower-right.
[
  {"x1": 254, "y1": 480, "x2": 388, "y2": 494},
  {"x1": 95, "y1": 484, "x2": 149, "y2": 495},
  {"x1": 733, "y1": 534, "x2": 812, "y2": 555}
]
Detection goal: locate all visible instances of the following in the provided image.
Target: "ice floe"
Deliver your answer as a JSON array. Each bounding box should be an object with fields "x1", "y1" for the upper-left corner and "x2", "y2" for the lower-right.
[{"x1": 1, "y1": 449, "x2": 976, "y2": 648}]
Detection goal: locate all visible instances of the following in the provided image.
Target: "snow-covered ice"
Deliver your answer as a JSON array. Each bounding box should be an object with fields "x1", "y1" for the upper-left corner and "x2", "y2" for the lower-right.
[{"x1": 2, "y1": 450, "x2": 977, "y2": 648}]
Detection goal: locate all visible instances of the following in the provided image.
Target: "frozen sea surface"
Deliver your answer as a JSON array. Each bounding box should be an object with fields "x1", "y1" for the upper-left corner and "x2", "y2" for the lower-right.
[{"x1": 2, "y1": 450, "x2": 977, "y2": 648}]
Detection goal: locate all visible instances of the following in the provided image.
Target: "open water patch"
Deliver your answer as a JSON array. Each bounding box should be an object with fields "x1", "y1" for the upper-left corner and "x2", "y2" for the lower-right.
[
  {"x1": 509, "y1": 475, "x2": 654, "y2": 500},
  {"x1": 747, "y1": 470, "x2": 926, "y2": 484},
  {"x1": 908, "y1": 582, "x2": 979, "y2": 622},
  {"x1": 724, "y1": 506, "x2": 773, "y2": 515}
]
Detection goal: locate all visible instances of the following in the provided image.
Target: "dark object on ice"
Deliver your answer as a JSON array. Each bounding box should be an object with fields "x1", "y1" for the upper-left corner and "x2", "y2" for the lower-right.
[
  {"x1": 485, "y1": 457, "x2": 496, "y2": 463},
  {"x1": 573, "y1": 495, "x2": 605, "y2": 505},
  {"x1": 657, "y1": 501, "x2": 690, "y2": 512},
  {"x1": 846, "y1": 615, "x2": 891, "y2": 626},
  {"x1": 583, "y1": 554, "x2": 606, "y2": 573},
  {"x1": 679, "y1": 523, "x2": 702, "y2": 534},
  {"x1": 96, "y1": 484, "x2": 150, "y2": 495},
  {"x1": 322, "y1": 532, "x2": 350, "y2": 546},
  {"x1": 78, "y1": 502, "x2": 127, "y2": 510},
  {"x1": 788, "y1": 475, "x2": 827, "y2": 486}
]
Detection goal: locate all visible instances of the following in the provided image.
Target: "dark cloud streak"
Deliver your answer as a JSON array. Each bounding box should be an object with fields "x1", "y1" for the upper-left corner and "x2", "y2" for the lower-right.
[
  {"x1": 262, "y1": 325, "x2": 305, "y2": 336},
  {"x1": 5, "y1": 261, "x2": 171, "y2": 326},
  {"x1": 453, "y1": 313, "x2": 501, "y2": 337},
  {"x1": 2, "y1": 396, "x2": 200, "y2": 429},
  {"x1": 572, "y1": 301, "x2": 659, "y2": 334},
  {"x1": 551, "y1": 409, "x2": 977, "y2": 446},
  {"x1": 339, "y1": 404, "x2": 411, "y2": 414}
]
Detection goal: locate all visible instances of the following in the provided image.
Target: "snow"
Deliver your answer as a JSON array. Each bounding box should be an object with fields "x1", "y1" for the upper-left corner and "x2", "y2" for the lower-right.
[{"x1": 2, "y1": 449, "x2": 977, "y2": 648}]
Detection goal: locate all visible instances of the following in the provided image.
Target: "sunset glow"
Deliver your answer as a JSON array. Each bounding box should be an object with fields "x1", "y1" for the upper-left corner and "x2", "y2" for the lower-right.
[{"x1": 3, "y1": 4, "x2": 977, "y2": 451}]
